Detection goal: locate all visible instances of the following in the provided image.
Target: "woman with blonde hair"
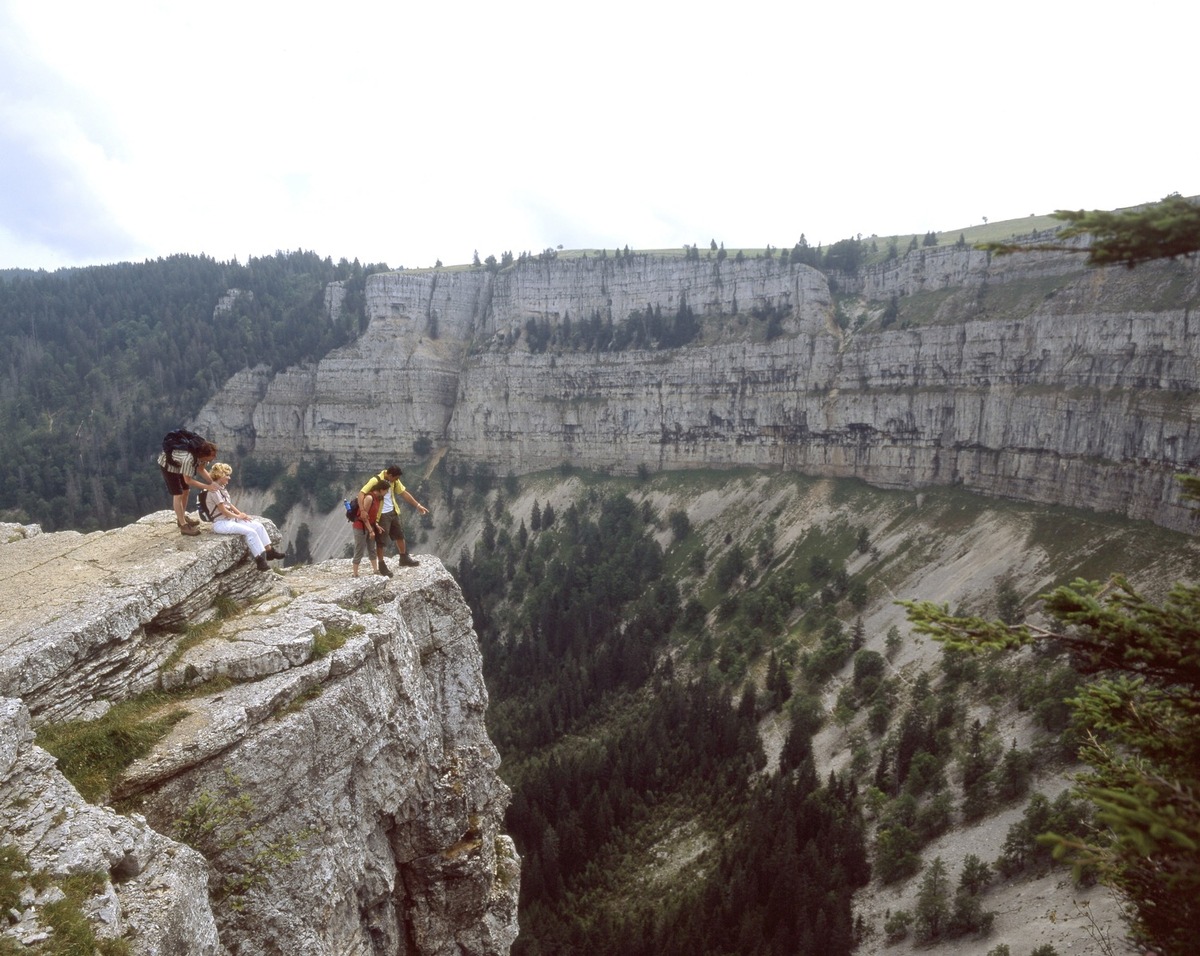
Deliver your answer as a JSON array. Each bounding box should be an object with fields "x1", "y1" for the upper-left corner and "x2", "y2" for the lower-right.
[{"x1": 208, "y1": 462, "x2": 285, "y2": 571}]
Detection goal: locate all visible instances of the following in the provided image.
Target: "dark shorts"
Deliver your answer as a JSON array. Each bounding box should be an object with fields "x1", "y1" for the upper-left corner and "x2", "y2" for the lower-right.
[
  {"x1": 377, "y1": 511, "x2": 405, "y2": 542},
  {"x1": 161, "y1": 467, "x2": 188, "y2": 496}
]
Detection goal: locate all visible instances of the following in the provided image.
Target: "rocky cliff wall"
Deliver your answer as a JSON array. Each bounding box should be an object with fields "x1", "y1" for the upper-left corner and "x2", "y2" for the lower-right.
[
  {"x1": 194, "y1": 247, "x2": 1200, "y2": 534},
  {"x1": 0, "y1": 519, "x2": 518, "y2": 955}
]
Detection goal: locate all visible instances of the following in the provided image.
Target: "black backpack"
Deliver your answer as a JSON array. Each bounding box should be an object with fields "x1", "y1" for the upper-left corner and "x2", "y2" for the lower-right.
[
  {"x1": 198, "y1": 489, "x2": 216, "y2": 522},
  {"x1": 162, "y1": 429, "x2": 209, "y2": 456}
]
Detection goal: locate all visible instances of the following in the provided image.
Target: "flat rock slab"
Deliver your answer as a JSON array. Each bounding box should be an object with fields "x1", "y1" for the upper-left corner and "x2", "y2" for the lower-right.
[{"x1": 0, "y1": 513, "x2": 280, "y2": 721}]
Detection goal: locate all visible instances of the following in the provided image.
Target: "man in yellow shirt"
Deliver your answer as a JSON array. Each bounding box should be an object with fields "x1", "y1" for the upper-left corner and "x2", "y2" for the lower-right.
[{"x1": 360, "y1": 465, "x2": 429, "y2": 576}]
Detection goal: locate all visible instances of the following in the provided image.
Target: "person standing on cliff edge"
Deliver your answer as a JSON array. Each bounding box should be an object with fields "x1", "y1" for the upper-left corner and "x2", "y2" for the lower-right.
[
  {"x1": 362, "y1": 465, "x2": 428, "y2": 576},
  {"x1": 351, "y1": 484, "x2": 387, "y2": 577}
]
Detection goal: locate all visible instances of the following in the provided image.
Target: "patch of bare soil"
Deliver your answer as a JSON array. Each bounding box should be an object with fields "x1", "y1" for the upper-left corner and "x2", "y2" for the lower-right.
[{"x1": 853, "y1": 783, "x2": 1136, "y2": 956}]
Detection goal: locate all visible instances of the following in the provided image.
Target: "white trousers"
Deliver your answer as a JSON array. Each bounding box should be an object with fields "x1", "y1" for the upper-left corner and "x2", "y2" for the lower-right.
[{"x1": 213, "y1": 517, "x2": 271, "y2": 557}]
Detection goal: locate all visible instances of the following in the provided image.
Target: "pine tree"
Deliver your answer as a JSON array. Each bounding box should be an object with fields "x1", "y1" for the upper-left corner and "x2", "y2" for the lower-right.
[
  {"x1": 958, "y1": 853, "x2": 991, "y2": 895},
  {"x1": 959, "y1": 718, "x2": 994, "y2": 821},
  {"x1": 914, "y1": 856, "x2": 950, "y2": 941},
  {"x1": 982, "y1": 193, "x2": 1200, "y2": 267},
  {"x1": 902, "y1": 486, "x2": 1200, "y2": 953}
]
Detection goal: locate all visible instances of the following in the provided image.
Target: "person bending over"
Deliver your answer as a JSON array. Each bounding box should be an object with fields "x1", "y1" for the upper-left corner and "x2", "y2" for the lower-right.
[
  {"x1": 351, "y1": 485, "x2": 386, "y2": 577},
  {"x1": 158, "y1": 435, "x2": 219, "y2": 536}
]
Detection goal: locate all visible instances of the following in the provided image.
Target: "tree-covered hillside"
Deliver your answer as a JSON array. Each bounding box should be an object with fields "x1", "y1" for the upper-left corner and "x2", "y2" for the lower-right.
[
  {"x1": 433, "y1": 466, "x2": 1199, "y2": 956},
  {"x1": 0, "y1": 252, "x2": 383, "y2": 531},
  {"x1": 456, "y1": 487, "x2": 869, "y2": 955}
]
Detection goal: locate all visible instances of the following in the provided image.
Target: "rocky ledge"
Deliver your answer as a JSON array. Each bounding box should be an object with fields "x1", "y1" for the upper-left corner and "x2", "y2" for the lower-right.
[{"x1": 0, "y1": 516, "x2": 519, "y2": 955}]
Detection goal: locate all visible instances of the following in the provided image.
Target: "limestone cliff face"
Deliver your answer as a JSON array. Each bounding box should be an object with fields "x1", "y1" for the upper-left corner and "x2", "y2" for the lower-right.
[
  {"x1": 194, "y1": 247, "x2": 1200, "y2": 533},
  {"x1": 0, "y1": 519, "x2": 518, "y2": 955}
]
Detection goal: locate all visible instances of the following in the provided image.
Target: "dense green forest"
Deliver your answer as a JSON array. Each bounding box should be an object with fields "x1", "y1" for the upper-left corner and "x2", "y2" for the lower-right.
[
  {"x1": 456, "y1": 491, "x2": 871, "y2": 955},
  {"x1": 0, "y1": 252, "x2": 383, "y2": 531},
  {"x1": 441, "y1": 469, "x2": 1142, "y2": 955}
]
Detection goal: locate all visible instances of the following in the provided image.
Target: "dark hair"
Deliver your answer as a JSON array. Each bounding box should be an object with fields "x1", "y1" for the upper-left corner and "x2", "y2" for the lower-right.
[{"x1": 385, "y1": 465, "x2": 403, "y2": 477}]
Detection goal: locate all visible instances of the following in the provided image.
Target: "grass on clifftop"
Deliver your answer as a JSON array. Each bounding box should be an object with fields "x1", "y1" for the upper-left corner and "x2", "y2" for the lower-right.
[
  {"x1": 35, "y1": 695, "x2": 192, "y2": 803},
  {"x1": 35, "y1": 679, "x2": 234, "y2": 804}
]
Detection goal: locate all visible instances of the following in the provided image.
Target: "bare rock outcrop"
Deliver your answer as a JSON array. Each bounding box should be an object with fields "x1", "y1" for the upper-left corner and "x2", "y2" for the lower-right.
[
  {"x1": 0, "y1": 516, "x2": 518, "y2": 955},
  {"x1": 194, "y1": 247, "x2": 1200, "y2": 535},
  {"x1": 2, "y1": 696, "x2": 221, "y2": 953}
]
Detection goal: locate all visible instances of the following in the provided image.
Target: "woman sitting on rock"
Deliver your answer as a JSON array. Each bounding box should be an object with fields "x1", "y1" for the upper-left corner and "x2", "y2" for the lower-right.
[{"x1": 208, "y1": 462, "x2": 285, "y2": 571}]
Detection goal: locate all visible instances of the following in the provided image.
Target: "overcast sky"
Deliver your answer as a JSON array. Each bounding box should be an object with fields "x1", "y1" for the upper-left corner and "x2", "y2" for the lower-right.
[{"x1": 2, "y1": 0, "x2": 1195, "y2": 272}]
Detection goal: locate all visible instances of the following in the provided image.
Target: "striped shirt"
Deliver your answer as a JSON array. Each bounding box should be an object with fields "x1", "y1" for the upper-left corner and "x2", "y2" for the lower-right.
[{"x1": 156, "y1": 448, "x2": 199, "y2": 476}]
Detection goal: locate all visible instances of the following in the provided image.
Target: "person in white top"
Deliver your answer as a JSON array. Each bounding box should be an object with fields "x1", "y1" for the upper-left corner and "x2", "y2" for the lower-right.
[
  {"x1": 208, "y1": 462, "x2": 286, "y2": 571},
  {"x1": 359, "y1": 465, "x2": 429, "y2": 576}
]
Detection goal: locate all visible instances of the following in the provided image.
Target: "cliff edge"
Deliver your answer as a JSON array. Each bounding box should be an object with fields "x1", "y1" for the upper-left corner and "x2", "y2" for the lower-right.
[
  {"x1": 196, "y1": 247, "x2": 1200, "y2": 535},
  {"x1": 0, "y1": 517, "x2": 519, "y2": 955}
]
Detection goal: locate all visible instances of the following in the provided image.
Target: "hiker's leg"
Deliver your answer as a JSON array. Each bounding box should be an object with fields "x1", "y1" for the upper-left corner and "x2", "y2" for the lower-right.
[
  {"x1": 370, "y1": 515, "x2": 394, "y2": 574},
  {"x1": 245, "y1": 520, "x2": 270, "y2": 552},
  {"x1": 383, "y1": 513, "x2": 404, "y2": 556},
  {"x1": 163, "y1": 468, "x2": 190, "y2": 527},
  {"x1": 395, "y1": 529, "x2": 419, "y2": 566},
  {"x1": 354, "y1": 528, "x2": 376, "y2": 575},
  {"x1": 371, "y1": 521, "x2": 392, "y2": 575},
  {"x1": 237, "y1": 523, "x2": 266, "y2": 557}
]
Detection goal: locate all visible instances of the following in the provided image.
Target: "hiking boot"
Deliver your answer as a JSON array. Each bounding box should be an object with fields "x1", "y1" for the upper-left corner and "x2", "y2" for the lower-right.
[
  {"x1": 377, "y1": 560, "x2": 393, "y2": 577},
  {"x1": 178, "y1": 523, "x2": 201, "y2": 537},
  {"x1": 398, "y1": 554, "x2": 420, "y2": 567},
  {"x1": 184, "y1": 514, "x2": 201, "y2": 527},
  {"x1": 265, "y1": 546, "x2": 287, "y2": 561},
  {"x1": 255, "y1": 554, "x2": 270, "y2": 572}
]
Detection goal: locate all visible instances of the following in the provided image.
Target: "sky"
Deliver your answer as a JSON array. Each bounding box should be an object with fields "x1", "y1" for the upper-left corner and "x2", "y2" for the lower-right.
[{"x1": 2, "y1": 0, "x2": 1196, "y2": 272}]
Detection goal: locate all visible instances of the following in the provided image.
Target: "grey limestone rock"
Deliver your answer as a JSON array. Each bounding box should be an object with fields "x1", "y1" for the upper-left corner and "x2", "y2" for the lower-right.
[
  {"x1": 194, "y1": 247, "x2": 1200, "y2": 536},
  {"x1": 1, "y1": 695, "x2": 222, "y2": 955},
  {"x1": 0, "y1": 517, "x2": 518, "y2": 955}
]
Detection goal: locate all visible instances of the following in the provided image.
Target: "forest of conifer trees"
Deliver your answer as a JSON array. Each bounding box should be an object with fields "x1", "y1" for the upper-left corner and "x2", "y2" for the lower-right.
[
  {"x1": 456, "y1": 491, "x2": 870, "y2": 955},
  {"x1": 0, "y1": 252, "x2": 382, "y2": 530}
]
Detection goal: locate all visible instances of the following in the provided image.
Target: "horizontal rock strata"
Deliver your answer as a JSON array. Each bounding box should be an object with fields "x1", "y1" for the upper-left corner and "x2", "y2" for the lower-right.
[
  {"x1": 194, "y1": 248, "x2": 1200, "y2": 533},
  {"x1": 0, "y1": 519, "x2": 518, "y2": 955}
]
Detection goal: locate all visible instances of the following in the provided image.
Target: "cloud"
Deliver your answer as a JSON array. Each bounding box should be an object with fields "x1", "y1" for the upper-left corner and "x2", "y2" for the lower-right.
[
  {"x1": 0, "y1": 0, "x2": 1196, "y2": 271},
  {"x1": 0, "y1": 17, "x2": 139, "y2": 266}
]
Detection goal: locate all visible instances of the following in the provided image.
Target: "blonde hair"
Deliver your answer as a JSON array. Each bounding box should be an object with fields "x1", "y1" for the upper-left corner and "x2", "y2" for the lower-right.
[{"x1": 210, "y1": 462, "x2": 233, "y2": 480}]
